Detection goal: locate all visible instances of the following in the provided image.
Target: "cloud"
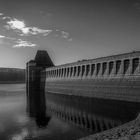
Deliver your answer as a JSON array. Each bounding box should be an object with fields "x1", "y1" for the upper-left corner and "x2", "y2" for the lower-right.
[
  {"x1": 0, "y1": 13, "x2": 10, "y2": 20},
  {"x1": 4, "y1": 18, "x2": 52, "y2": 36},
  {"x1": 0, "y1": 35, "x2": 6, "y2": 38},
  {"x1": 2, "y1": 16, "x2": 10, "y2": 20},
  {"x1": 13, "y1": 39, "x2": 37, "y2": 48},
  {"x1": 0, "y1": 34, "x2": 18, "y2": 41},
  {"x1": 61, "y1": 31, "x2": 70, "y2": 39},
  {"x1": 0, "y1": 13, "x2": 72, "y2": 42},
  {"x1": 0, "y1": 34, "x2": 16, "y2": 45},
  {"x1": 0, "y1": 13, "x2": 4, "y2": 16},
  {"x1": 59, "y1": 31, "x2": 72, "y2": 41},
  {"x1": 0, "y1": 34, "x2": 36, "y2": 48},
  {"x1": 54, "y1": 30, "x2": 72, "y2": 41},
  {"x1": 0, "y1": 35, "x2": 5, "y2": 44},
  {"x1": 0, "y1": 34, "x2": 16, "y2": 40}
]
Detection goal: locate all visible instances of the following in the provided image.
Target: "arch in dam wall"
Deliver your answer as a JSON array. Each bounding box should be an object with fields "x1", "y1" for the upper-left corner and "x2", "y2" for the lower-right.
[{"x1": 45, "y1": 52, "x2": 140, "y2": 81}]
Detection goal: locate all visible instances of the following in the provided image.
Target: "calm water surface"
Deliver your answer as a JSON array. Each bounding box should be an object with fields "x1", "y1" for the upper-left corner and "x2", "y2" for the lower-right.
[{"x1": 0, "y1": 84, "x2": 90, "y2": 140}]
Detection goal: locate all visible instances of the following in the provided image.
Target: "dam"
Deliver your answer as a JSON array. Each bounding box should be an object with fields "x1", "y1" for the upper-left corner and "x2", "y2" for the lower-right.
[{"x1": 26, "y1": 50, "x2": 140, "y2": 138}]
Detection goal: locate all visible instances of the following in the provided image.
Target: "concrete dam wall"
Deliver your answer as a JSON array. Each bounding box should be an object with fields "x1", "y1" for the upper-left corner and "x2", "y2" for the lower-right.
[{"x1": 26, "y1": 50, "x2": 140, "y2": 134}]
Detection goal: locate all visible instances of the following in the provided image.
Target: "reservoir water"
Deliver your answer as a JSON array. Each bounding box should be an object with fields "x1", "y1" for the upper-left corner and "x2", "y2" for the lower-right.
[{"x1": 0, "y1": 84, "x2": 90, "y2": 140}]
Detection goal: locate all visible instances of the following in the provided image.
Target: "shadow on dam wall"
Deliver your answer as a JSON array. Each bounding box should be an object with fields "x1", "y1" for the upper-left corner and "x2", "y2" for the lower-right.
[{"x1": 45, "y1": 92, "x2": 140, "y2": 133}]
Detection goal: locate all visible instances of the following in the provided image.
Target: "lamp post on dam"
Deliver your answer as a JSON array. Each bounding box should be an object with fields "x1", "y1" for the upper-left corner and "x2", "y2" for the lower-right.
[{"x1": 26, "y1": 50, "x2": 140, "y2": 133}]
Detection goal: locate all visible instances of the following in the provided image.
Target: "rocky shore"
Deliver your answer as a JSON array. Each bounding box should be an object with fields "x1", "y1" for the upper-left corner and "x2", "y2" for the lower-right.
[{"x1": 79, "y1": 113, "x2": 140, "y2": 140}]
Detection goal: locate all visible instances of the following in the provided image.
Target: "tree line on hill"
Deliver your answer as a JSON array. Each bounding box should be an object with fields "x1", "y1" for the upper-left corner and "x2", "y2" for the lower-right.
[{"x1": 0, "y1": 68, "x2": 25, "y2": 83}]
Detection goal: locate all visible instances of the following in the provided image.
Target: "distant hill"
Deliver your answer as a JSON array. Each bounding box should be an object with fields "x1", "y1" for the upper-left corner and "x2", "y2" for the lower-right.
[{"x1": 0, "y1": 68, "x2": 25, "y2": 83}]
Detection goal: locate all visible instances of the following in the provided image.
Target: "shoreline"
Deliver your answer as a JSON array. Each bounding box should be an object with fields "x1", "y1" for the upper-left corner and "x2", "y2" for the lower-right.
[
  {"x1": 79, "y1": 113, "x2": 140, "y2": 140},
  {"x1": 0, "y1": 81, "x2": 25, "y2": 84}
]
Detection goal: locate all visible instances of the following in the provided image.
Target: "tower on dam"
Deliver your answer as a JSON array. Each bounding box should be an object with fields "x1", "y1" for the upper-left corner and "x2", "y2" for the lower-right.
[{"x1": 26, "y1": 50, "x2": 54, "y2": 127}]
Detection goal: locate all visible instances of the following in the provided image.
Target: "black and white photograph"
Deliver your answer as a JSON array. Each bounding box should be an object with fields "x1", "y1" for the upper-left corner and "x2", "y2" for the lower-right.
[{"x1": 0, "y1": 0, "x2": 140, "y2": 140}]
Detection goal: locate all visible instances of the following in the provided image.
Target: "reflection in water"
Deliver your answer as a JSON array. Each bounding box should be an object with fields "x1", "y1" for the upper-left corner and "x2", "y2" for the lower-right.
[
  {"x1": 11, "y1": 128, "x2": 28, "y2": 140},
  {"x1": 0, "y1": 84, "x2": 90, "y2": 140},
  {"x1": 27, "y1": 89, "x2": 51, "y2": 128},
  {"x1": 26, "y1": 78, "x2": 51, "y2": 128},
  {"x1": 35, "y1": 115, "x2": 51, "y2": 128}
]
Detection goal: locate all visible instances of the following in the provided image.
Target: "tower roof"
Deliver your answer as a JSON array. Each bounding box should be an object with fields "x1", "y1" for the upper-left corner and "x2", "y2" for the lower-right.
[{"x1": 35, "y1": 50, "x2": 54, "y2": 67}]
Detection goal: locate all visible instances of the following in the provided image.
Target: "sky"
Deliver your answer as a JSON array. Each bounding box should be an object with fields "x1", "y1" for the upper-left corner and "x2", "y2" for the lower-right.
[{"x1": 0, "y1": 0, "x2": 140, "y2": 68}]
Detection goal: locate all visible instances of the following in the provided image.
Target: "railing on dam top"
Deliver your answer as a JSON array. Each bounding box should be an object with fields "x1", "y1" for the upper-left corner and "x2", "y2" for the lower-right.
[{"x1": 45, "y1": 51, "x2": 140, "y2": 81}]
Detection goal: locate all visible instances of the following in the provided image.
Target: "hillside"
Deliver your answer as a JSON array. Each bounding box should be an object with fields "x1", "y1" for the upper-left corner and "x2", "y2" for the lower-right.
[{"x1": 0, "y1": 68, "x2": 25, "y2": 83}]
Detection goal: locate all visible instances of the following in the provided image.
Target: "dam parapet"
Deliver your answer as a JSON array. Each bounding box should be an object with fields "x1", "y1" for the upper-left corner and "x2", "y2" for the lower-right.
[{"x1": 45, "y1": 51, "x2": 140, "y2": 81}]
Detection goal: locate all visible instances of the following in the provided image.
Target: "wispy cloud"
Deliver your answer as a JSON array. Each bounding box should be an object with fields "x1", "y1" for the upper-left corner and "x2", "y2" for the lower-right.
[
  {"x1": 0, "y1": 34, "x2": 19, "y2": 41},
  {"x1": 0, "y1": 35, "x2": 5, "y2": 44},
  {"x1": 54, "y1": 30, "x2": 72, "y2": 41},
  {"x1": 0, "y1": 34, "x2": 15, "y2": 45},
  {"x1": 0, "y1": 13, "x2": 4, "y2": 16},
  {"x1": 0, "y1": 13, "x2": 72, "y2": 42},
  {"x1": 0, "y1": 13, "x2": 52, "y2": 36},
  {"x1": 0, "y1": 34, "x2": 36, "y2": 48},
  {"x1": 0, "y1": 13, "x2": 10, "y2": 20},
  {"x1": 61, "y1": 31, "x2": 69, "y2": 39},
  {"x1": 4, "y1": 18, "x2": 52, "y2": 36},
  {"x1": 61, "y1": 31, "x2": 72, "y2": 41},
  {"x1": 13, "y1": 39, "x2": 36, "y2": 48},
  {"x1": 0, "y1": 35, "x2": 5, "y2": 38}
]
